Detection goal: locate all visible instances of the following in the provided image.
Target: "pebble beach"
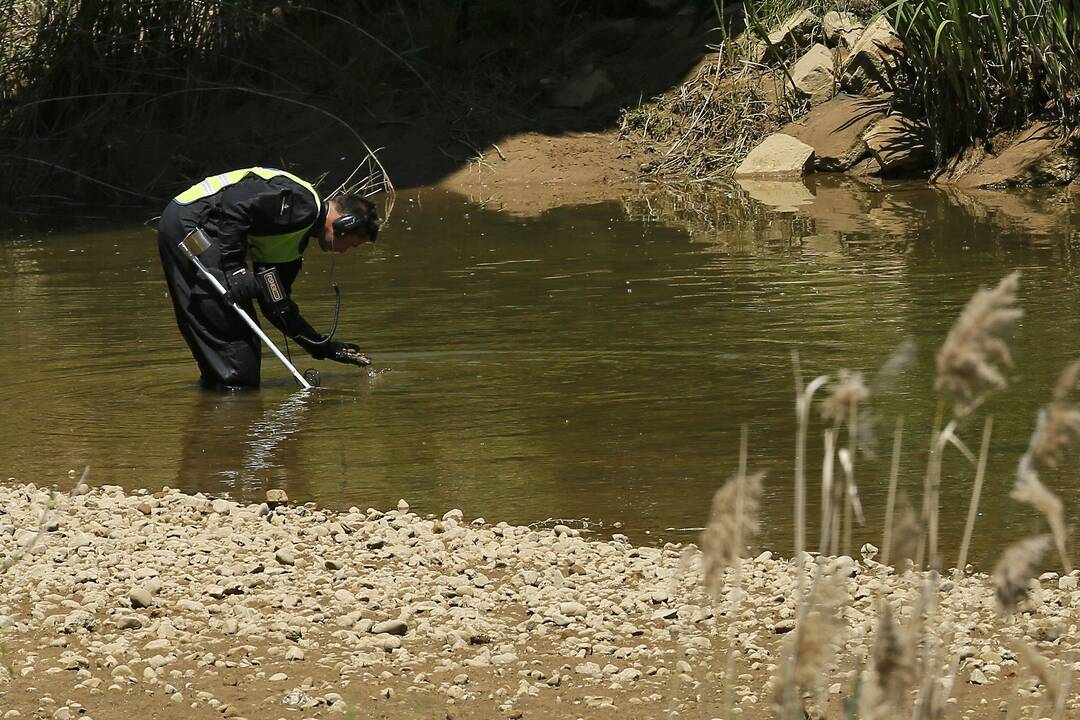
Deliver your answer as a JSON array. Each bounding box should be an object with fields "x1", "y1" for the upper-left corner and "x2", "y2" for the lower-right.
[{"x1": 1, "y1": 481, "x2": 1077, "y2": 719}]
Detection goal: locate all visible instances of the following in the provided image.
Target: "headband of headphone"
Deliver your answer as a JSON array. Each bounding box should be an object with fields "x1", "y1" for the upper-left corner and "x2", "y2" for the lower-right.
[{"x1": 332, "y1": 201, "x2": 382, "y2": 241}]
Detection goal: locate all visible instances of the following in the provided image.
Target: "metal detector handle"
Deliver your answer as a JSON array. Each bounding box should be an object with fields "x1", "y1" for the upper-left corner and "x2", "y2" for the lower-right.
[{"x1": 179, "y1": 229, "x2": 313, "y2": 391}]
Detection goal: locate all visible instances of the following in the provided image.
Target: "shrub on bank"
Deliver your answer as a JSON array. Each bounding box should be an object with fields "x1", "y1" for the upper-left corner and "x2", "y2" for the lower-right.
[
  {"x1": 627, "y1": 1, "x2": 1080, "y2": 181},
  {"x1": 884, "y1": 0, "x2": 1080, "y2": 164}
]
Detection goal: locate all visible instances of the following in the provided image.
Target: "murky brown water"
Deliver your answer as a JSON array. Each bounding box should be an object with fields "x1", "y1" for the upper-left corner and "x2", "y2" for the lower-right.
[{"x1": 2, "y1": 178, "x2": 1079, "y2": 565}]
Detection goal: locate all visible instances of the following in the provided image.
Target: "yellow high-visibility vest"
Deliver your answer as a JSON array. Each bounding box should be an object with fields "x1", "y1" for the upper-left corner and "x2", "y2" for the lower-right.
[{"x1": 174, "y1": 167, "x2": 321, "y2": 263}]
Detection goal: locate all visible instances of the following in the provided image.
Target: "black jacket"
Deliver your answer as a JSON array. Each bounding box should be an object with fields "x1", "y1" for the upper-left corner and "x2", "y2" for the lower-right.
[{"x1": 171, "y1": 174, "x2": 331, "y2": 357}]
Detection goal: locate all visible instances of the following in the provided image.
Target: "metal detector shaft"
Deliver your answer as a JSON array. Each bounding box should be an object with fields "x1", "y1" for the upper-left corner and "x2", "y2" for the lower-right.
[{"x1": 179, "y1": 230, "x2": 312, "y2": 390}]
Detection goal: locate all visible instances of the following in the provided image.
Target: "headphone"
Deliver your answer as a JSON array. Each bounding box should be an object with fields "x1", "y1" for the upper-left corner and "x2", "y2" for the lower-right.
[{"x1": 332, "y1": 201, "x2": 382, "y2": 242}]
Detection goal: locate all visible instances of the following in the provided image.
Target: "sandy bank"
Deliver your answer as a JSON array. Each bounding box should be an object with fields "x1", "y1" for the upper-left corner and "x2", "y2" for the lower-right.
[{"x1": 0, "y1": 482, "x2": 1076, "y2": 719}]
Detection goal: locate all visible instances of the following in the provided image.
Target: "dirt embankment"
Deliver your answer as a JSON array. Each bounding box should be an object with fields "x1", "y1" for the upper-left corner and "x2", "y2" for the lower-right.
[{"x1": 2, "y1": 482, "x2": 1078, "y2": 720}]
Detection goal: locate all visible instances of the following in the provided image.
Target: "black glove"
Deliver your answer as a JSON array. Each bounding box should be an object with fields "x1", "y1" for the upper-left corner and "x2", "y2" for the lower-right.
[
  {"x1": 317, "y1": 341, "x2": 371, "y2": 366},
  {"x1": 224, "y1": 266, "x2": 260, "y2": 303}
]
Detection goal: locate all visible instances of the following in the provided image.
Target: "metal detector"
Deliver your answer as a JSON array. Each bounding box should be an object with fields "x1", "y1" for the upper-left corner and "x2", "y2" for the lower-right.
[{"x1": 178, "y1": 228, "x2": 313, "y2": 390}]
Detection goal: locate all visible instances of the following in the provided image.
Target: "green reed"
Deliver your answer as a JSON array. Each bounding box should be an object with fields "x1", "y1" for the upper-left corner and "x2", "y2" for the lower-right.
[{"x1": 883, "y1": 0, "x2": 1080, "y2": 163}]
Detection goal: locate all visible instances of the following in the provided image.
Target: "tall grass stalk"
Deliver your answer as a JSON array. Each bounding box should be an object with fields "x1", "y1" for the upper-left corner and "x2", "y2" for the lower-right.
[
  {"x1": 819, "y1": 428, "x2": 836, "y2": 556},
  {"x1": 794, "y1": 351, "x2": 829, "y2": 596},
  {"x1": 914, "y1": 401, "x2": 943, "y2": 570},
  {"x1": 955, "y1": 417, "x2": 993, "y2": 576},
  {"x1": 722, "y1": 424, "x2": 750, "y2": 718},
  {"x1": 880, "y1": 416, "x2": 903, "y2": 567}
]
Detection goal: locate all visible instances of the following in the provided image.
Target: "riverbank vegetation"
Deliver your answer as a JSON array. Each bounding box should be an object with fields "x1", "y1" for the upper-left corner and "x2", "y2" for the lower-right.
[
  {"x1": 1, "y1": 0, "x2": 705, "y2": 205},
  {"x1": 2, "y1": 2, "x2": 1078, "y2": 205},
  {"x1": 623, "y1": 0, "x2": 1080, "y2": 181}
]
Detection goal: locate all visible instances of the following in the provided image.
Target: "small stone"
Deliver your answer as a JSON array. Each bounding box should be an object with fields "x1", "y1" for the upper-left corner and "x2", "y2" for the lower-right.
[
  {"x1": 397, "y1": 499, "x2": 410, "y2": 511},
  {"x1": 774, "y1": 619, "x2": 797, "y2": 634},
  {"x1": 969, "y1": 669, "x2": 989, "y2": 685},
  {"x1": 381, "y1": 636, "x2": 402, "y2": 651},
  {"x1": 211, "y1": 499, "x2": 231, "y2": 514},
  {"x1": 265, "y1": 489, "x2": 289, "y2": 507},
  {"x1": 68, "y1": 534, "x2": 93, "y2": 549},
  {"x1": 269, "y1": 673, "x2": 288, "y2": 682},
  {"x1": 372, "y1": 620, "x2": 408, "y2": 636},
  {"x1": 116, "y1": 616, "x2": 143, "y2": 630},
  {"x1": 285, "y1": 647, "x2": 305, "y2": 661},
  {"x1": 559, "y1": 602, "x2": 587, "y2": 618},
  {"x1": 275, "y1": 548, "x2": 295, "y2": 566},
  {"x1": 137, "y1": 502, "x2": 153, "y2": 515},
  {"x1": 129, "y1": 587, "x2": 154, "y2": 609}
]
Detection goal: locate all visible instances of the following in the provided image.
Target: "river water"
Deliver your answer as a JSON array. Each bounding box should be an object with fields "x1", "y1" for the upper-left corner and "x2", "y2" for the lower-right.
[{"x1": 2, "y1": 178, "x2": 1078, "y2": 566}]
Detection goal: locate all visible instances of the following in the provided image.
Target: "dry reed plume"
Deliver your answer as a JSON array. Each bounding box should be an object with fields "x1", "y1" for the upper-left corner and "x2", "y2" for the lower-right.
[
  {"x1": 858, "y1": 602, "x2": 915, "y2": 720},
  {"x1": 700, "y1": 471, "x2": 764, "y2": 601},
  {"x1": 821, "y1": 369, "x2": 870, "y2": 425},
  {"x1": 934, "y1": 271, "x2": 1022, "y2": 417},
  {"x1": 1035, "y1": 359, "x2": 1080, "y2": 469},
  {"x1": 993, "y1": 534, "x2": 1051, "y2": 614},
  {"x1": 887, "y1": 495, "x2": 922, "y2": 571},
  {"x1": 1011, "y1": 466, "x2": 1071, "y2": 574},
  {"x1": 1016, "y1": 640, "x2": 1067, "y2": 716},
  {"x1": 772, "y1": 569, "x2": 849, "y2": 718}
]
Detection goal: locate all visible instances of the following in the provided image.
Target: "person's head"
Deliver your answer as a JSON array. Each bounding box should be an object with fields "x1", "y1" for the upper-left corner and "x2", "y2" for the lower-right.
[{"x1": 318, "y1": 194, "x2": 381, "y2": 253}]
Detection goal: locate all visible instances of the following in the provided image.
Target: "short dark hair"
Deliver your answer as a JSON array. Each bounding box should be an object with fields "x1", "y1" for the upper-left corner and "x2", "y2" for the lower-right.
[{"x1": 330, "y1": 194, "x2": 381, "y2": 240}]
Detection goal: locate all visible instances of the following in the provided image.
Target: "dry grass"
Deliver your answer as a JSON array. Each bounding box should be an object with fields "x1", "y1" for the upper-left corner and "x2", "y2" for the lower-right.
[
  {"x1": 820, "y1": 369, "x2": 870, "y2": 426},
  {"x1": 700, "y1": 470, "x2": 764, "y2": 601},
  {"x1": 934, "y1": 271, "x2": 1023, "y2": 417},
  {"x1": 858, "y1": 603, "x2": 915, "y2": 720},
  {"x1": 618, "y1": 41, "x2": 806, "y2": 181},
  {"x1": 1011, "y1": 467, "x2": 1071, "y2": 574},
  {"x1": 1035, "y1": 359, "x2": 1080, "y2": 469},
  {"x1": 1016, "y1": 640, "x2": 1068, "y2": 717},
  {"x1": 687, "y1": 260, "x2": 1076, "y2": 717},
  {"x1": 772, "y1": 567, "x2": 850, "y2": 718},
  {"x1": 992, "y1": 534, "x2": 1051, "y2": 615}
]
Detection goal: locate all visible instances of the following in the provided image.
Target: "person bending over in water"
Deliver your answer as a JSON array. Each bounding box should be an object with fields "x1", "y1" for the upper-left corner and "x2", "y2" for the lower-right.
[{"x1": 156, "y1": 167, "x2": 379, "y2": 389}]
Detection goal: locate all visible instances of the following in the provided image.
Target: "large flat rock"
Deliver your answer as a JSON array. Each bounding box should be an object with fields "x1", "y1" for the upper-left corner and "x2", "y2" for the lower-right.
[
  {"x1": 781, "y1": 94, "x2": 887, "y2": 171},
  {"x1": 935, "y1": 122, "x2": 1079, "y2": 188},
  {"x1": 863, "y1": 112, "x2": 933, "y2": 176},
  {"x1": 734, "y1": 133, "x2": 815, "y2": 177}
]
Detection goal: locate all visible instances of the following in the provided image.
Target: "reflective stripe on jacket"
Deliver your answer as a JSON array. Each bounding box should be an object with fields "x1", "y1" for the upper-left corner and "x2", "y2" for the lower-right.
[{"x1": 174, "y1": 167, "x2": 321, "y2": 264}]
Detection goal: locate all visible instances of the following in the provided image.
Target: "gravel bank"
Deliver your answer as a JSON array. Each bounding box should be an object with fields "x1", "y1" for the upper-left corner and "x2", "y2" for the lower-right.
[{"x1": 0, "y1": 482, "x2": 1076, "y2": 719}]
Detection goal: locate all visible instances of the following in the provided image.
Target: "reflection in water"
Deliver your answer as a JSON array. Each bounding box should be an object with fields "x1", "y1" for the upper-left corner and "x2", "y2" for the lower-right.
[
  {"x1": 176, "y1": 390, "x2": 311, "y2": 498},
  {"x1": 1, "y1": 182, "x2": 1079, "y2": 568}
]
